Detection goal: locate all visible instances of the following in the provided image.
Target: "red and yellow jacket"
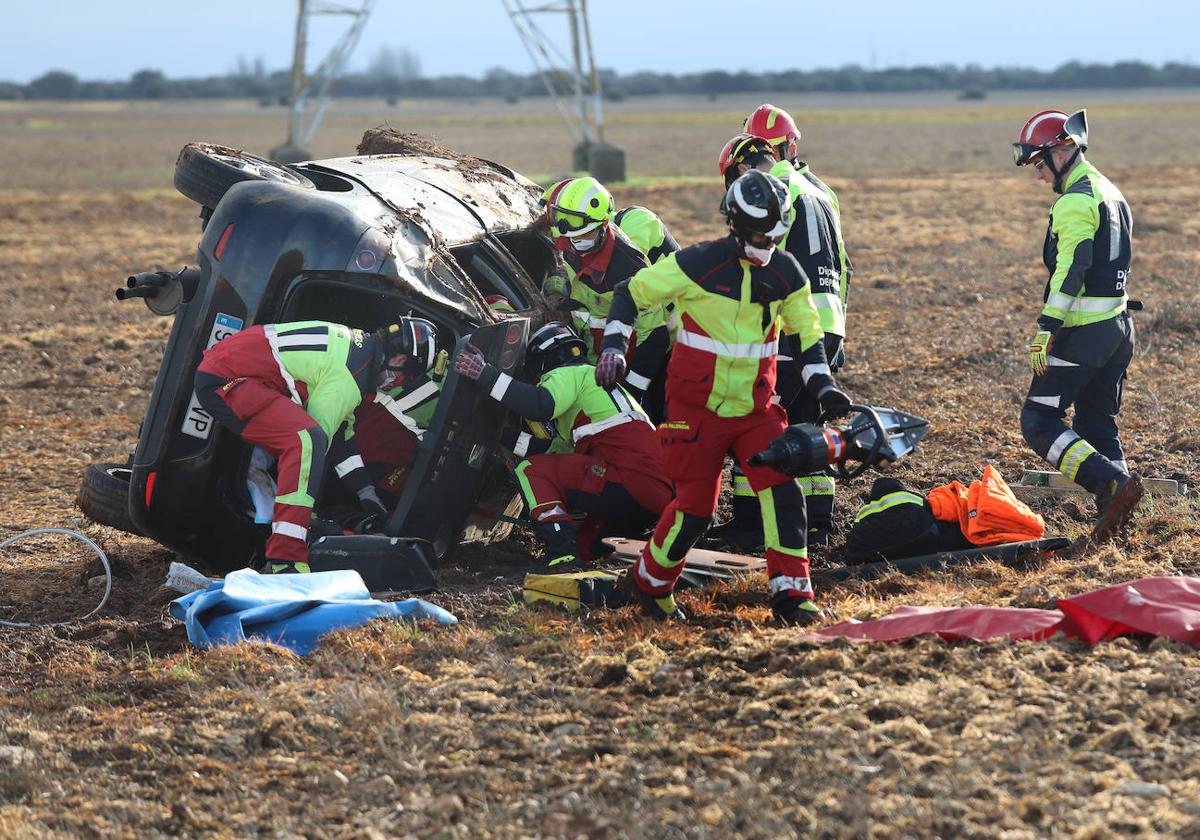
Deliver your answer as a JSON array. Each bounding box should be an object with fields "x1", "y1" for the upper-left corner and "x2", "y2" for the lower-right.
[{"x1": 602, "y1": 235, "x2": 835, "y2": 418}]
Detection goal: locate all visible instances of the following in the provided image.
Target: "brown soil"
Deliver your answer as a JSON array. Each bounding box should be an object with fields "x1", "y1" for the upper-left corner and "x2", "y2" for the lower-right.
[{"x1": 2, "y1": 166, "x2": 1200, "y2": 837}]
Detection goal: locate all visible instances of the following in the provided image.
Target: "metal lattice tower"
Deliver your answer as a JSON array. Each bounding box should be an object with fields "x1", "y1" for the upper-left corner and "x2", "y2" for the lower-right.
[
  {"x1": 503, "y1": 0, "x2": 623, "y2": 178},
  {"x1": 271, "y1": 0, "x2": 377, "y2": 162}
]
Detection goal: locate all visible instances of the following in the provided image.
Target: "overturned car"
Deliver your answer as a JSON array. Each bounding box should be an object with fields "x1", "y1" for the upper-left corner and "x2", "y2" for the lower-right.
[{"x1": 80, "y1": 132, "x2": 559, "y2": 574}]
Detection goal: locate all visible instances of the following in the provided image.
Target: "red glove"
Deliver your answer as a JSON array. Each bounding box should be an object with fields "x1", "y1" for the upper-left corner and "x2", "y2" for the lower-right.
[
  {"x1": 453, "y1": 344, "x2": 487, "y2": 380},
  {"x1": 594, "y1": 348, "x2": 627, "y2": 389}
]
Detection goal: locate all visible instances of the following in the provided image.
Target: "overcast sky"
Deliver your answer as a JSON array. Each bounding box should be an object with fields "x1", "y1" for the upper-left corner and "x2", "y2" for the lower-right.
[{"x1": 5, "y1": 0, "x2": 1195, "y2": 84}]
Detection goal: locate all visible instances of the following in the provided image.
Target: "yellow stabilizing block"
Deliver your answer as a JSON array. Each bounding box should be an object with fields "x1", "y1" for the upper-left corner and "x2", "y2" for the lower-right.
[{"x1": 523, "y1": 570, "x2": 626, "y2": 612}]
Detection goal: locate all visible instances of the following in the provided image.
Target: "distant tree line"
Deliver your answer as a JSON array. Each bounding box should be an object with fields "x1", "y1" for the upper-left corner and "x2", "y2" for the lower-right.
[{"x1": 5, "y1": 60, "x2": 1200, "y2": 102}]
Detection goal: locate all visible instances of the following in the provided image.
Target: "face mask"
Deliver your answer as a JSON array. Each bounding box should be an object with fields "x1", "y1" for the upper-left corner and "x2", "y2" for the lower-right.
[
  {"x1": 570, "y1": 234, "x2": 599, "y2": 253},
  {"x1": 743, "y1": 243, "x2": 776, "y2": 266}
]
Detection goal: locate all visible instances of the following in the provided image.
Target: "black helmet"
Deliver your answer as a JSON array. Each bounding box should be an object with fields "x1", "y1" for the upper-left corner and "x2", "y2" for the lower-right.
[
  {"x1": 379, "y1": 317, "x2": 438, "y2": 378},
  {"x1": 526, "y1": 321, "x2": 588, "y2": 377},
  {"x1": 720, "y1": 169, "x2": 792, "y2": 241}
]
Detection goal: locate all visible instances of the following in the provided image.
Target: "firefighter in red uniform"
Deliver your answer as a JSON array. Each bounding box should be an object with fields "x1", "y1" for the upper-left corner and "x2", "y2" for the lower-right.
[
  {"x1": 194, "y1": 318, "x2": 438, "y2": 573},
  {"x1": 454, "y1": 321, "x2": 672, "y2": 567},
  {"x1": 598, "y1": 170, "x2": 851, "y2": 624}
]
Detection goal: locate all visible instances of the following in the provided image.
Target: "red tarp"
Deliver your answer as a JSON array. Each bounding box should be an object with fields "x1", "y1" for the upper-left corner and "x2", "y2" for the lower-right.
[{"x1": 804, "y1": 577, "x2": 1200, "y2": 647}]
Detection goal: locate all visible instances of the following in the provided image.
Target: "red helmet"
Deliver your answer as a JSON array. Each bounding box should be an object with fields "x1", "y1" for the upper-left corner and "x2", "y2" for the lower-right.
[
  {"x1": 1013, "y1": 109, "x2": 1089, "y2": 166},
  {"x1": 717, "y1": 133, "x2": 777, "y2": 184},
  {"x1": 743, "y1": 104, "x2": 800, "y2": 154}
]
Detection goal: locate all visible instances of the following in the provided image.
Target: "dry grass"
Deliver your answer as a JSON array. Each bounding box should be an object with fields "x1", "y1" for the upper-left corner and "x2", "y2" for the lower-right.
[{"x1": 2, "y1": 97, "x2": 1200, "y2": 837}]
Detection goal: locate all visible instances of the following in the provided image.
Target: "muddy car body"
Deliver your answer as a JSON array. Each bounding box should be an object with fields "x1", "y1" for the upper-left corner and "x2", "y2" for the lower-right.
[{"x1": 88, "y1": 142, "x2": 557, "y2": 570}]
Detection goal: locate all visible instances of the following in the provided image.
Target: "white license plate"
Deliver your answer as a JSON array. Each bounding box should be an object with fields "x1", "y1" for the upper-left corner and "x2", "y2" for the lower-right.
[{"x1": 180, "y1": 313, "x2": 244, "y2": 440}]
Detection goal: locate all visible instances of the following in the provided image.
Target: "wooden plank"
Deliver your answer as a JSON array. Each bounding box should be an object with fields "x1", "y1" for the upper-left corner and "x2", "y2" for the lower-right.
[{"x1": 1019, "y1": 470, "x2": 1184, "y2": 496}]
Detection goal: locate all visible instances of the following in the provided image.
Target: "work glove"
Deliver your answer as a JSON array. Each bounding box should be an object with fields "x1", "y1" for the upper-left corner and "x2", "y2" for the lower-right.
[
  {"x1": 594, "y1": 348, "x2": 627, "y2": 389},
  {"x1": 355, "y1": 498, "x2": 388, "y2": 535},
  {"x1": 541, "y1": 275, "x2": 575, "y2": 309},
  {"x1": 818, "y1": 386, "x2": 852, "y2": 422},
  {"x1": 1028, "y1": 330, "x2": 1053, "y2": 377},
  {"x1": 453, "y1": 344, "x2": 488, "y2": 380}
]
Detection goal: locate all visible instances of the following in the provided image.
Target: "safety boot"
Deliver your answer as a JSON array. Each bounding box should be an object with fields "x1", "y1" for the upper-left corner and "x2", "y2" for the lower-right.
[
  {"x1": 770, "y1": 592, "x2": 824, "y2": 626},
  {"x1": 617, "y1": 569, "x2": 686, "y2": 622},
  {"x1": 701, "y1": 522, "x2": 765, "y2": 554},
  {"x1": 267, "y1": 560, "x2": 311, "y2": 575},
  {"x1": 1091, "y1": 472, "x2": 1145, "y2": 543}
]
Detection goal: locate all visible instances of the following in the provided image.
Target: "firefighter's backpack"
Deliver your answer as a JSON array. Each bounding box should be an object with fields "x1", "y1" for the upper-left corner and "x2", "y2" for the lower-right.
[{"x1": 523, "y1": 570, "x2": 629, "y2": 612}]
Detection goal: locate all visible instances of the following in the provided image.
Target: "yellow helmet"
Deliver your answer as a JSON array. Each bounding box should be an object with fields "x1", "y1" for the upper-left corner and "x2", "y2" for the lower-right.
[{"x1": 544, "y1": 176, "x2": 614, "y2": 238}]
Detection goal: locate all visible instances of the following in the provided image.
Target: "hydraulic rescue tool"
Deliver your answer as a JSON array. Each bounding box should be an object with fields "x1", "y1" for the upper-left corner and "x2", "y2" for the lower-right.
[{"x1": 749, "y1": 405, "x2": 930, "y2": 478}]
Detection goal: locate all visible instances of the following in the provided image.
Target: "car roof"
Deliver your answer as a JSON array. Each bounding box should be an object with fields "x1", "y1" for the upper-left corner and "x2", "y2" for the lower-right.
[{"x1": 312, "y1": 154, "x2": 543, "y2": 248}]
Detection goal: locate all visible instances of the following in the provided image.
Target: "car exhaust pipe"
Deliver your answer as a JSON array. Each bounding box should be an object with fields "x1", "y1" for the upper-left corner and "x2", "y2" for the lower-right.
[{"x1": 115, "y1": 268, "x2": 200, "y2": 316}]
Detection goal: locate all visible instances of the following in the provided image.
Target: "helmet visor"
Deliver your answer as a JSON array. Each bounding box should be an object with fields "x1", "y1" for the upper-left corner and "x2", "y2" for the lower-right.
[
  {"x1": 1012, "y1": 142, "x2": 1044, "y2": 167},
  {"x1": 549, "y1": 204, "x2": 603, "y2": 238}
]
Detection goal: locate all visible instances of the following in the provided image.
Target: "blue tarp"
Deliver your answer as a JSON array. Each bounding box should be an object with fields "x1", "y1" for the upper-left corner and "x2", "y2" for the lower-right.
[{"x1": 168, "y1": 568, "x2": 457, "y2": 654}]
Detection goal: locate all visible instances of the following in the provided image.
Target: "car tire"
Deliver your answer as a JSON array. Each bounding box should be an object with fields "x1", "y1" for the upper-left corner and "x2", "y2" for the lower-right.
[
  {"x1": 174, "y1": 142, "x2": 315, "y2": 209},
  {"x1": 77, "y1": 462, "x2": 141, "y2": 535}
]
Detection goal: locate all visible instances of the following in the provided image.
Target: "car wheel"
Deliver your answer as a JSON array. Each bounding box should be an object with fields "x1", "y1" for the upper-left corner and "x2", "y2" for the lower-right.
[
  {"x1": 77, "y1": 462, "x2": 141, "y2": 535},
  {"x1": 174, "y1": 142, "x2": 315, "y2": 209}
]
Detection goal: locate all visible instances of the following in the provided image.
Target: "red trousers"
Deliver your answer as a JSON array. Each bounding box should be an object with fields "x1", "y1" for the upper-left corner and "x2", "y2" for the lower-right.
[
  {"x1": 636, "y1": 401, "x2": 814, "y2": 600},
  {"x1": 195, "y1": 371, "x2": 326, "y2": 564}
]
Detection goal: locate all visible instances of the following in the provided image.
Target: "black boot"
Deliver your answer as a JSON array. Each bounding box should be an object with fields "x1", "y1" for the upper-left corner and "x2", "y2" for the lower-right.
[
  {"x1": 617, "y1": 569, "x2": 686, "y2": 622},
  {"x1": 770, "y1": 592, "x2": 824, "y2": 626},
  {"x1": 535, "y1": 519, "x2": 581, "y2": 569}
]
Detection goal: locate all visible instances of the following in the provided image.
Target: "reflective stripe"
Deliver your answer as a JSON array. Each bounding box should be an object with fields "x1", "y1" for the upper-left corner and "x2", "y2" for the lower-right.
[
  {"x1": 769, "y1": 574, "x2": 813, "y2": 596},
  {"x1": 1029, "y1": 395, "x2": 1060, "y2": 408},
  {"x1": 392, "y1": 380, "x2": 439, "y2": 412},
  {"x1": 490, "y1": 372, "x2": 513, "y2": 400},
  {"x1": 853, "y1": 491, "x2": 925, "y2": 523},
  {"x1": 801, "y1": 362, "x2": 831, "y2": 383},
  {"x1": 604, "y1": 320, "x2": 633, "y2": 338},
  {"x1": 273, "y1": 333, "x2": 328, "y2": 349},
  {"x1": 796, "y1": 475, "x2": 835, "y2": 496},
  {"x1": 513, "y1": 432, "x2": 532, "y2": 457},
  {"x1": 334, "y1": 454, "x2": 365, "y2": 478},
  {"x1": 1046, "y1": 430, "x2": 1079, "y2": 465},
  {"x1": 572, "y1": 412, "x2": 639, "y2": 444},
  {"x1": 811, "y1": 292, "x2": 844, "y2": 317},
  {"x1": 1107, "y1": 201, "x2": 1121, "y2": 262},
  {"x1": 263, "y1": 325, "x2": 303, "y2": 405},
  {"x1": 1059, "y1": 439, "x2": 1097, "y2": 482},
  {"x1": 585, "y1": 315, "x2": 607, "y2": 329},
  {"x1": 1047, "y1": 291, "x2": 1127, "y2": 314},
  {"x1": 1046, "y1": 356, "x2": 1079, "y2": 367},
  {"x1": 802, "y1": 195, "x2": 820, "y2": 256},
  {"x1": 732, "y1": 473, "x2": 755, "y2": 498},
  {"x1": 624, "y1": 370, "x2": 651, "y2": 390},
  {"x1": 677, "y1": 329, "x2": 777, "y2": 359},
  {"x1": 271, "y1": 521, "x2": 308, "y2": 541},
  {"x1": 373, "y1": 392, "x2": 425, "y2": 440},
  {"x1": 536, "y1": 504, "x2": 569, "y2": 522},
  {"x1": 637, "y1": 561, "x2": 675, "y2": 590}
]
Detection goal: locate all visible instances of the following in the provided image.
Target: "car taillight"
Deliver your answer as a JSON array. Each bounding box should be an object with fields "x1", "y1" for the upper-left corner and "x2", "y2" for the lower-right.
[
  {"x1": 499, "y1": 349, "x2": 517, "y2": 370},
  {"x1": 505, "y1": 323, "x2": 522, "y2": 344},
  {"x1": 214, "y1": 224, "x2": 235, "y2": 261},
  {"x1": 145, "y1": 470, "x2": 157, "y2": 509}
]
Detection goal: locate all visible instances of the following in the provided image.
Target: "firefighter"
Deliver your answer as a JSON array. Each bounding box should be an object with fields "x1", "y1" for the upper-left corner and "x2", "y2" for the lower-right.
[
  {"x1": 194, "y1": 318, "x2": 438, "y2": 573},
  {"x1": 539, "y1": 177, "x2": 670, "y2": 402},
  {"x1": 746, "y1": 107, "x2": 854, "y2": 539},
  {"x1": 452, "y1": 321, "x2": 672, "y2": 567},
  {"x1": 613, "y1": 204, "x2": 680, "y2": 265},
  {"x1": 597, "y1": 170, "x2": 851, "y2": 624},
  {"x1": 707, "y1": 132, "x2": 850, "y2": 549},
  {"x1": 1012, "y1": 108, "x2": 1140, "y2": 517}
]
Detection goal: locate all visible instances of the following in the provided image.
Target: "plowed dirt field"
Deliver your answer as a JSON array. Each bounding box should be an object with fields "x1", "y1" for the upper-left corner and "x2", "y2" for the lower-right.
[{"x1": 2, "y1": 98, "x2": 1200, "y2": 838}]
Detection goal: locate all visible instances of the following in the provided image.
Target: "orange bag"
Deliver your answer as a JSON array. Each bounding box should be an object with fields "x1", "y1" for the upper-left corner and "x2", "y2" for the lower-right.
[{"x1": 926, "y1": 464, "x2": 1044, "y2": 546}]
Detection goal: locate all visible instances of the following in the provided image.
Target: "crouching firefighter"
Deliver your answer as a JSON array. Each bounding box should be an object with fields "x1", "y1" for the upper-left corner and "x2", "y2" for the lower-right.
[
  {"x1": 597, "y1": 170, "x2": 852, "y2": 624},
  {"x1": 194, "y1": 318, "x2": 439, "y2": 573},
  {"x1": 453, "y1": 321, "x2": 673, "y2": 568}
]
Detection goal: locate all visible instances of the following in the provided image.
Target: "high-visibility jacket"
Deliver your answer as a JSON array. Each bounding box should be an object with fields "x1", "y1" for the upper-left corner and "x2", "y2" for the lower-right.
[
  {"x1": 615, "y1": 205, "x2": 680, "y2": 265},
  {"x1": 604, "y1": 235, "x2": 835, "y2": 418},
  {"x1": 770, "y1": 160, "x2": 850, "y2": 338},
  {"x1": 558, "y1": 226, "x2": 667, "y2": 354},
  {"x1": 926, "y1": 465, "x2": 1045, "y2": 546},
  {"x1": 1039, "y1": 160, "x2": 1132, "y2": 330}
]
